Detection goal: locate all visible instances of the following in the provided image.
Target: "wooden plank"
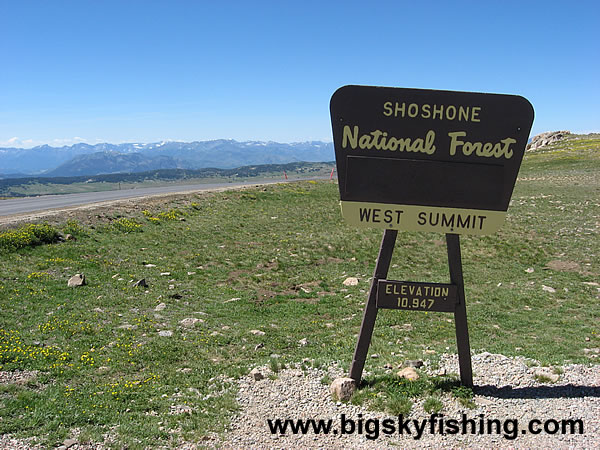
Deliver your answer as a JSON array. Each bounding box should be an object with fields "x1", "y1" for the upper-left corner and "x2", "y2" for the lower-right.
[
  {"x1": 349, "y1": 229, "x2": 397, "y2": 383},
  {"x1": 446, "y1": 233, "x2": 474, "y2": 387}
]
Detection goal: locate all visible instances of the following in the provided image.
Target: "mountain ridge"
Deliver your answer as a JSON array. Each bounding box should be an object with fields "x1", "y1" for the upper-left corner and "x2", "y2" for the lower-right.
[{"x1": 0, "y1": 140, "x2": 334, "y2": 178}]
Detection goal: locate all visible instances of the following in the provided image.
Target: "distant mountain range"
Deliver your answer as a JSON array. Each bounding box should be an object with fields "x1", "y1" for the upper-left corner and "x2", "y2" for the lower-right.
[{"x1": 0, "y1": 140, "x2": 334, "y2": 178}]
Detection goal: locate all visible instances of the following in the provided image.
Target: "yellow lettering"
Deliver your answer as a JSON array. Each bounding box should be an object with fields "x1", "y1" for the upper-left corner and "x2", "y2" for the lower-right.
[
  {"x1": 380, "y1": 103, "x2": 483, "y2": 122},
  {"x1": 448, "y1": 131, "x2": 515, "y2": 159},
  {"x1": 383, "y1": 102, "x2": 393, "y2": 117},
  {"x1": 359, "y1": 134, "x2": 371, "y2": 149},
  {"x1": 394, "y1": 102, "x2": 405, "y2": 117},
  {"x1": 424, "y1": 130, "x2": 436, "y2": 154},
  {"x1": 342, "y1": 125, "x2": 358, "y2": 149},
  {"x1": 341, "y1": 126, "x2": 437, "y2": 155},
  {"x1": 422, "y1": 104, "x2": 431, "y2": 119},
  {"x1": 446, "y1": 105, "x2": 456, "y2": 120},
  {"x1": 408, "y1": 103, "x2": 418, "y2": 118},
  {"x1": 387, "y1": 137, "x2": 399, "y2": 151},
  {"x1": 458, "y1": 106, "x2": 469, "y2": 121},
  {"x1": 500, "y1": 138, "x2": 516, "y2": 158},
  {"x1": 448, "y1": 131, "x2": 466, "y2": 156}
]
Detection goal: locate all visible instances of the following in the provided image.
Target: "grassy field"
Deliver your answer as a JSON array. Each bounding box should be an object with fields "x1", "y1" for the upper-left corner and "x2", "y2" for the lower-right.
[{"x1": 0, "y1": 134, "x2": 598, "y2": 447}]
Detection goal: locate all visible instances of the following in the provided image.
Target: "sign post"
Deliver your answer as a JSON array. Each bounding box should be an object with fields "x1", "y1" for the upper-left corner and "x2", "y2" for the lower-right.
[{"x1": 331, "y1": 85, "x2": 534, "y2": 387}]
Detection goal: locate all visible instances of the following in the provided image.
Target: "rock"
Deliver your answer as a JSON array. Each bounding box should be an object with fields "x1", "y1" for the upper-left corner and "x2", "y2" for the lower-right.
[
  {"x1": 67, "y1": 274, "x2": 85, "y2": 287},
  {"x1": 343, "y1": 277, "x2": 359, "y2": 286},
  {"x1": 525, "y1": 267, "x2": 534, "y2": 273},
  {"x1": 250, "y1": 368, "x2": 264, "y2": 381},
  {"x1": 476, "y1": 397, "x2": 494, "y2": 406},
  {"x1": 158, "y1": 330, "x2": 173, "y2": 337},
  {"x1": 250, "y1": 329, "x2": 265, "y2": 336},
  {"x1": 254, "y1": 343, "x2": 264, "y2": 351},
  {"x1": 160, "y1": 272, "x2": 171, "y2": 276},
  {"x1": 180, "y1": 318, "x2": 204, "y2": 327},
  {"x1": 397, "y1": 367, "x2": 419, "y2": 381},
  {"x1": 370, "y1": 353, "x2": 379, "y2": 358},
  {"x1": 298, "y1": 338, "x2": 308, "y2": 346},
  {"x1": 526, "y1": 131, "x2": 570, "y2": 151},
  {"x1": 155, "y1": 302, "x2": 166, "y2": 311},
  {"x1": 542, "y1": 285, "x2": 556, "y2": 293},
  {"x1": 133, "y1": 278, "x2": 148, "y2": 288},
  {"x1": 405, "y1": 360, "x2": 424, "y2": 368},
  {"x1": 145, "y1": 263, "x2": 157, "y2": 267},
  {"x1": 63, "y1": 438, "x2": 78, "y2": 449},
  {"x1": 330, "y1": 377, "x2": 355, "y2": 401},
  {"x1": 64, "y1": 234, "x2": 76, "y2": 241}
]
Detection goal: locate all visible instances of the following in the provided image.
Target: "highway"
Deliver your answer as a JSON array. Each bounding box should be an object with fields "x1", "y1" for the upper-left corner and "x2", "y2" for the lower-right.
[{"x1": 0, "y1": 180, "x2": 280, "y2": 217}]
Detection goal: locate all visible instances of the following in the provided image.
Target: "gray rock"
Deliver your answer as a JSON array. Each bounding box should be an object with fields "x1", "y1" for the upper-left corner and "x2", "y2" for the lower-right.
[
  {"x1": 180, "y1": 317, "x2": 204, "y2": 327},
  {"x1": 526, "y1": 130, "x2": 570, "y2": 150},
  {"x1": 342, "y1": 277, "x2": 359, "y2": 286},
  {"x1": 330, "y1": 377, "x2": 355, "y2": 401},
  {"x1": 397, "y1": 367, "x2": 419, "y2": 381},
  {"x1": 67, "y1": 274, "x2": 85, "y2": 287},
  {"x1": 63, "y1": 438, "x2": 78, "y2": 449},
  {"x1": 154, "y1": 302, "x2": 166, "y2": 311},
  {"x1": 250, "y1": 329, "x2": 265, "y2": 336},
  {"x1": 158, "y1": 330, "x2": 173, "y2": 337},
  {"x1": 405, "y1": 359, "x2": 424, "y2": 368}
]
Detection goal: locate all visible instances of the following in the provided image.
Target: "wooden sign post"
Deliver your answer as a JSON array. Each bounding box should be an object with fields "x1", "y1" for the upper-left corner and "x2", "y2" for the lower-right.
[{"x1": 330, "y1": 85, "x2": 534, "y2": 387}]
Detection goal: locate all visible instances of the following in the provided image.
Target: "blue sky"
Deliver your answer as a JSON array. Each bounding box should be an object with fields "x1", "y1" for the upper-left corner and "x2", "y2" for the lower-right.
[{"x1": 1, "y1": 0, "x2": 598, "y2": 147}]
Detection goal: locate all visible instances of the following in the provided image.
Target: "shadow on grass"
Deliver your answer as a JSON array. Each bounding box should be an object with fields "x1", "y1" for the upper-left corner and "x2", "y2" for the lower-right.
[{"x1": 475, "y1": 384, "x2": 600, "y2": 399}]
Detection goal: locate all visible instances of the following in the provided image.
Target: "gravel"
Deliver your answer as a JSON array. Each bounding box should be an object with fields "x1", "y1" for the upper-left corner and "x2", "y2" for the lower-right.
[{"x1": 217, "y1": 352, "x2": 599, "y2": 449}]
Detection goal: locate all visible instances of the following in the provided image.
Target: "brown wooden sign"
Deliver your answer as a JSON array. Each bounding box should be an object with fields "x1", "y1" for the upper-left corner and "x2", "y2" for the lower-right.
[
  {"x1": 377, "y1": 280, "x2": 457, "y2": 312},
  {"x1": 330, "y1": 85, "x2": 534, "y2": 235},
  {"x1": 334, "y1": 85, "x2": 535, "y2": 389}
]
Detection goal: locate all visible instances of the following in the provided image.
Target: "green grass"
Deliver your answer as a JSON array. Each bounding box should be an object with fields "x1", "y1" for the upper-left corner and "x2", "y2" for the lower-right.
[
  {"x1": 0, "y1": 135, "x2": 598, "y2": 447},
  {"x1": 351, "y1": 372, "x2": 474, "y2": 415}
]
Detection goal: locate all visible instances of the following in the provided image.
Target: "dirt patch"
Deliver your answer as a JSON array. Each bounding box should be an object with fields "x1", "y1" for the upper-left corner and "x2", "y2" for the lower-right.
[{"x1": 545, "y1": 260, "x2": 581, "y2": 272}]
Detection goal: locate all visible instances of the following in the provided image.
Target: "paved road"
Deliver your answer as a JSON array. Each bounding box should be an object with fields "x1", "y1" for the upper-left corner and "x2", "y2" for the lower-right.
[{"x1": 0, "y1": 180, "x2": 282, "y2": 217}]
